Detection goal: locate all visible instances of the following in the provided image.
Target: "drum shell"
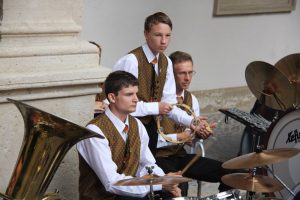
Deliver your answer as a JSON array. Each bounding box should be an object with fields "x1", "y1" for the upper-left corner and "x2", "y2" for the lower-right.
[
  {"x1": 267, "y1": 109, "x2": 300, "y2": 200},
  {"x1": 169, "y1": 190, "x2": 240, "y2": 200}
]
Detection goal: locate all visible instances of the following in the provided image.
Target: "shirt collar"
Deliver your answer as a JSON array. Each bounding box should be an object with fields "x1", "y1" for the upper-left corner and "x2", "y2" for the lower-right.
[
  {"x1": 142, "y1": 43, "x2": 159, "y2": 64},
  {"x1": 105, "y1": 107, "x2": 129, "y2": 134},
  {"x1": 178, "y1": 90, "x2": 185, "y2": 98}
]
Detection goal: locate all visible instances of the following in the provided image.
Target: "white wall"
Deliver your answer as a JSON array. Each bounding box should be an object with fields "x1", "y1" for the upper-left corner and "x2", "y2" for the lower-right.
[{"x1": 80, "y1": 0, "x2": 300, "y2": 90}]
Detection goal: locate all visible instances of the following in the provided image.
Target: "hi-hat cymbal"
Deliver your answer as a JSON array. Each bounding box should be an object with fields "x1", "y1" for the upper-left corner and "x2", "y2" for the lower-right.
[
  {"x1": 114, "y1": 175, "x2": 193, "y2": 186},
  {"x1": 245, "y1": 61, "x2": 294, "y2": 111},
  {"x1": 275, "y1": 53, "x2": 300, "y2": 105},
  {"x1": 222, "y1": 148, "x2": 300, "y2": 169},
  {"x1": 221, "y1": 173, "x2": 283, "y2": 192}
]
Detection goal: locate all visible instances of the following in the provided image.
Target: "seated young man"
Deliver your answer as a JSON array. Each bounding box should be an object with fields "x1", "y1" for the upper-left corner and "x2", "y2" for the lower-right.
[
  {"x1": 155, "y1": 51, "x2": 235, "y2": 196},
  {"x1": 77, "y1": 70, "x2": 181, "y2": 200}
]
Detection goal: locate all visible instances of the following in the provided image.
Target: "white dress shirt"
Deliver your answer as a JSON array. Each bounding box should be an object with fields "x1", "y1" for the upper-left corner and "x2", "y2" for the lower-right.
[
  {"x1": 113, "y1": 43, "x2": 193, "y2": 127},
  {"x1": 77, "y1": 108, "x2": 165, "y2": 198},
  {"x1": 157, "y1": 91, "x2": 200, "y2": 148}
]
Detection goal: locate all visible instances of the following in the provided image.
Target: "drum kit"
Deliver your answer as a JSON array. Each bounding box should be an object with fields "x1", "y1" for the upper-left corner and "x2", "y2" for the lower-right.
[
  {"x1": 220, "y1": 53, "x2": 300, "y2": 200},
  {"x1": 113, "y1": 54, "x2": 300, "y2": 200}
]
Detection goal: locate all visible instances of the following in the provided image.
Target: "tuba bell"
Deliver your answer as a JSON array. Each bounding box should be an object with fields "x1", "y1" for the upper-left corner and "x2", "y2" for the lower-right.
[{"x1": 0, "y1": 98, "x2": 103, "y2": 200}]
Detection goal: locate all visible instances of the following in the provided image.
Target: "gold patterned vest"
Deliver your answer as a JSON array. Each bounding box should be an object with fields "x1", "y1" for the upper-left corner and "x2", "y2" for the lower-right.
[
  {"x1": 156, "y1": 90, "x2": 193, "y2": 157},
  {"x1": 130, "y1": 47, "x2": 168, "y2": 124},
  {"x1": 79, "y1": 114, "x2": 140, "y2": 200}
]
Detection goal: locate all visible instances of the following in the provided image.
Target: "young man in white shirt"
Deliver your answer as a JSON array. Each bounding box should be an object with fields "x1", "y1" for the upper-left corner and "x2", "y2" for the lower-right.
[
  {"x1": 113, "y1": 12, "x2": 209, "y2": 155},
  {"x1": 77, "y1": 71, "x2": 181, "y2": 200}
]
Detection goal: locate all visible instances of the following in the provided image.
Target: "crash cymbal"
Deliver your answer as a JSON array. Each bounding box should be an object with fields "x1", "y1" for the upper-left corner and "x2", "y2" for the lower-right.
[
  {"x1": 245, "y1": 61, "x2": 294, "y2": 111},
  {"x1": 221, "y1": 173, "x2": 283, "y2": 193},
  {"x1": 275, "y1": 53, "x2": 300, "y2": 105},
  {"x1": 114, "y1": 175, "x2": 193, "y2": 186},
  {"x1": 222, "y1": 148, "x2": 300, "y2": 169}
]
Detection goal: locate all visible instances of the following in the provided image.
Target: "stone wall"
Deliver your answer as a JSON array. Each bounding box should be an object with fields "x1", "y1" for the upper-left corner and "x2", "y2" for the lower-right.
[
  {"x1": 0, "y1": 1, "x2": 110, "y2": 199},
  {"x1": 193, "y1": 86, "x2": 256, "y2": 161}
]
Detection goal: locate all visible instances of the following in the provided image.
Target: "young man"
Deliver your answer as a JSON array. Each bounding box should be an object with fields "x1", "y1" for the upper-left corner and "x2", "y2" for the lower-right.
[
  {"x1": 77, "y1": 71, "x2": 181, "y2": 200},
  {"x1": 113, "y1": 12, "x2": 208, "y2": 154},
  {"x1": 155, "y1": 51, "x2": 234, "y2": 195}
]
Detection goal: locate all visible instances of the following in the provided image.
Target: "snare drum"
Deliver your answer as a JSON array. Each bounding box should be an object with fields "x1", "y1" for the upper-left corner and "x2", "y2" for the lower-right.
[
  {"x1": 169, "y1": 197, "x2": 199, "y2": 200},
  {"x1": 267, "y1": 109, "x2": 300, "y2": 200},
  {"x1": 200, "y1": 190, "x2": 240, "y2": 200},
  {"x1": 169, "y1": 190, "x2": 240, "y2": 200}
]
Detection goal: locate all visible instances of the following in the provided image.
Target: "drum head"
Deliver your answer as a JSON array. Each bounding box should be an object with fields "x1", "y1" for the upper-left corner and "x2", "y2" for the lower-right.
[{"x1": 267, "y1": 109, "x2": 300, "y2": 200}]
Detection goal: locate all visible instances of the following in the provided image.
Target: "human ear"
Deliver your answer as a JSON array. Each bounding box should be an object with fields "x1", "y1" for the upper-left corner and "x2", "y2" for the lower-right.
[{"x1": 107, "y1": 93, "x2": 116, "y2": 103}]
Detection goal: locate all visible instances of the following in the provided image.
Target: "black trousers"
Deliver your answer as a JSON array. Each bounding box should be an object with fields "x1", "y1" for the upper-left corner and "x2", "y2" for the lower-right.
[
  {"x1": 156, "y1": 154, "x2": 236, "y2": 193},
  {"x1": 142, "y1": 118, "x2": 158, "y2": 155}
]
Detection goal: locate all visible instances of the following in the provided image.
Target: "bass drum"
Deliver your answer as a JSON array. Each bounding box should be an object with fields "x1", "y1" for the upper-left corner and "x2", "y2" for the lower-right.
[{"x1": 267, "y1": 109, "x2": 300, "y2": 200}]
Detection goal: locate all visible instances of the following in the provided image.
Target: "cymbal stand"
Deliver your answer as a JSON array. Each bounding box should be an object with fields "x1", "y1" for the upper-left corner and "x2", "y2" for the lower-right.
[
  {"x1": 249, "y1": 111, "x2": 295, "y2": 199},
  {"x1": 246, "y1": 130, "x2": 263, "y2": 200},
  {"x1": 148, "y1": 179, "x2": 155, "y2": 200},
  {"x1": 146, "y1": 166, "x2": 155, "y2": 200},
  {"x1": 245, "y1": 168, "x2": 258, "y2": 200},
  {"x1": 263, "y1": 165, "x2": 296, "y2": 197}
]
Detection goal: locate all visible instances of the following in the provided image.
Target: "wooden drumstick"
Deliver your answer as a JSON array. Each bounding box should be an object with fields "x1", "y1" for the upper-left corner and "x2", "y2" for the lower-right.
[{"x1": 181, "y1": 154, "x2": 201, "y2": 175}]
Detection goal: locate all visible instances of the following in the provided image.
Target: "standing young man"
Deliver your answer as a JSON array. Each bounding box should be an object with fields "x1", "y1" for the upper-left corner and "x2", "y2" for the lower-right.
[
  {"x1": 113, "y1": 12, "x2": 209, "y2": 154},
  {"x1": 77, "y1": 71, "x2": 181, "y2": 200}
]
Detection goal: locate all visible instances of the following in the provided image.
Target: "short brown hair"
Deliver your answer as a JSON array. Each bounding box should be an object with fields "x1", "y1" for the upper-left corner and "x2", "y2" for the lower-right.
[
  {"x1": 104, "y1": 71, "x2": 138, "y2": 97},
  {"x1": 169, "y1": 51, "x2": 193, "y2": 65},
  {"x1": 144, "y1": 12, "x2": 172, "y2": 32}
]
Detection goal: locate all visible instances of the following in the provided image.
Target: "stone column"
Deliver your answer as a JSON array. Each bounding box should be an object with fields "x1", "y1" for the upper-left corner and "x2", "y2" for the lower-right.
[{"x1": 0, "y1": 0, "x2": 110, "y2": 199}]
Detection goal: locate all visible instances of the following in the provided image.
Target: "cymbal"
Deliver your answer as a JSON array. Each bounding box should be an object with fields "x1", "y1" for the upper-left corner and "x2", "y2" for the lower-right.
[
  {"x1": 221, "y1": 173, "x2": 283, "y2": 192},
  {"x1": 275, "y1": 53, "x2": 300, "y2": 105},
  {"x1": 222, "y1": 148, "x2": 300, "y2": 169},
  {"x1": 114, "y1": 175, "x2": 193, "y2": 186},
  {"x1": 245, "y1": 61, "x2": 294, "y2": 110}
]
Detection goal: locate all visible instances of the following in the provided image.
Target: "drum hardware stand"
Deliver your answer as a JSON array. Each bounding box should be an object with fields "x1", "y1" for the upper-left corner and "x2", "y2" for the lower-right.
[
  {"x1": 145, "y1": 166, "x2": 156, "y2": 200},
  {"x1": 248, "y1": 132, "x2": 297, "y2": 200},
  {"x1": 246, "y1": 132, "x2": 263, "y2": 200},
  {"x1": 245, "y1": 167, "x2": 258, "y2": 200},
  {"x1": 263, "y1": 165, "x2": 296, "y2": 198}
]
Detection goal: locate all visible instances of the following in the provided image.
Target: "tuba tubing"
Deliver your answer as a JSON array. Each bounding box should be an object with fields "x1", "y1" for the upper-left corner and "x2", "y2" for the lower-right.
[{"x1": 0, "y1": 98, "x2": 103, "y2": 200}]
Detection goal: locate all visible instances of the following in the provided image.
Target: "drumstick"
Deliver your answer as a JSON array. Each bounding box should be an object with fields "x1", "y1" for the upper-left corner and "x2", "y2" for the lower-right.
[{"x1": 181, "y1": 154, "x2": 201, "y2": 175}]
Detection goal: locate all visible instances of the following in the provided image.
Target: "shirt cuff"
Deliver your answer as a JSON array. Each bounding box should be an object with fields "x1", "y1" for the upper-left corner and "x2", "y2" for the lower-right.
[{"x1": 146, "y1": 102, "x2": 159, "y2": 115}]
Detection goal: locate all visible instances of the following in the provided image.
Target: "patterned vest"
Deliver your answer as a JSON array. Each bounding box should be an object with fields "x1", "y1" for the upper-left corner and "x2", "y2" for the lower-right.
[
  {"x1": 156, "y1": 91, "x2": 193, "y2": 157},
  {"x1": 130, "y1": 47, "x2": 168, "y2": 124},
  {"x1": 79, "y1": 114, "x2": 141, "y2": 200}
]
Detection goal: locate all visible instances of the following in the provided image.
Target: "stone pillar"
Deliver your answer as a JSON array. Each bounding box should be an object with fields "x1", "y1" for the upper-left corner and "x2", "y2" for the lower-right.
[{"x1": 0, "y1": 0, "x2": 110, "y2": 199}]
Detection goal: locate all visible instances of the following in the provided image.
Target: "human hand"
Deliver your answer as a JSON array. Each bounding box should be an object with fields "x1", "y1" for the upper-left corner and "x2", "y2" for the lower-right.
[
  {"x1": 162, "y1": 172, "x2": 182, "y2": 197},
  {"x1": 159, "y1": 102, "x2": 173, "y2": 115},
  {"x1": 94, "y1": 101, "x2": 107, "y2": 113},
  {"x1": 190, "y1": 117, "x2": 216, "y2": 140},
  {"x1": 164, "y1": 185, "x2": 181, "y2": 197},
  {"x1": 177, "y1": 130, "x2": 193, "y2": 143}
]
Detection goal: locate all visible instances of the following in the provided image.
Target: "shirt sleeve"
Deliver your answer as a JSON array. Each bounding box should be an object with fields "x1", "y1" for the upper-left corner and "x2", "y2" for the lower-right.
[
  {"x1": 160, "y1": 57, "x2": 177, "y2": 104},
  {"x1": 76, "y1": 124, "x2": 161, "y2": 197},
  {"x1": 157, "y1": 133, "x2": 177, "y2": 148},
  {"x1": 157, "y1": 94, "x2": 200, "y2": 148}
]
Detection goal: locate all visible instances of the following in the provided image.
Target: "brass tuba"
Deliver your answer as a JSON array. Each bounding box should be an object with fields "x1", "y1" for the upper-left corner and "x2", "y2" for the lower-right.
[{"x1": 0, "y1": 99, "x2": 103, "y2": 200}]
